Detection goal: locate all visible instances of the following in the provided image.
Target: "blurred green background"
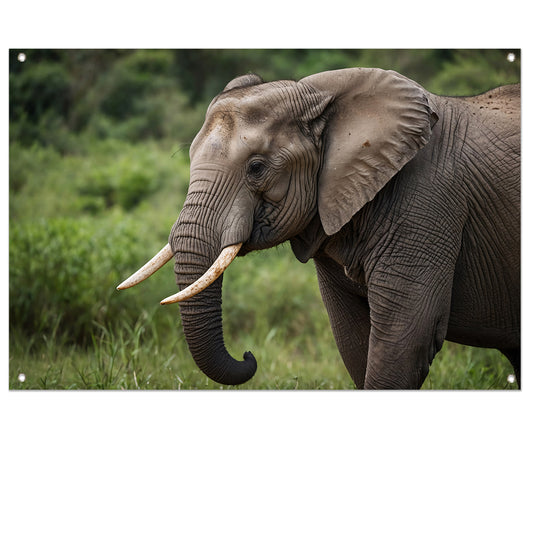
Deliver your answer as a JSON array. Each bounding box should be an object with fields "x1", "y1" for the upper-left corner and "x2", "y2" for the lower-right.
[{"x1": 9, "y1": 49, "x2": 521, "y2": 389}]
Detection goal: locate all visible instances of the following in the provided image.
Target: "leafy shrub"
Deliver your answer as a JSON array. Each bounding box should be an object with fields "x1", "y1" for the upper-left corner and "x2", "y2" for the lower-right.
[
  {"x1": 9, "y1": 49, "x2": 521, "y2": 150},
  {"x1": 78, "y1": 168, "x2": 116, "y2": 208},
  {"x1": 429, "y1": 50, "x2": 520, "y2": 95},
  {"x1": 9, "y1": 142, "x2": 62, "y2": 195},
  {"x1": 9, "y1": 60, "x2": 74, "y2": 149},
  {"x1": 76, "y1": 144, "x2": 170, "y2": 211},
  {"x1": 10, "y1": 61, "x2": 71, "y2": 124},
  {"x1": 9, "y1": 215, "x2": 150, "y2": 343},
  {"x1": 98, "y1": 50, "x2": 175, "y2": 119},
  {"x1": 116, "y1": 165, "x2": 155, "y2": 210},
  {"x1": 84, "y1": 85, "x2": 205, "y2": 143},
  {"x1": 77, "y1": 49, "x2": 207, "y2": 143}
]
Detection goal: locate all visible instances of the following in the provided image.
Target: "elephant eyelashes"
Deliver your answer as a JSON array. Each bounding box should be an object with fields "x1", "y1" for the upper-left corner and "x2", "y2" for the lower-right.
[{"x1": 247, "y1": 160, "x2": 267, "y2": 179}]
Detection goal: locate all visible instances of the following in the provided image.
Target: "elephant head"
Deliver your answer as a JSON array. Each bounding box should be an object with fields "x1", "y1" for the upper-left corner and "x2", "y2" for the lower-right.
[{"x1": 118, "y1": 68, "x2": 437, "y2": 385}]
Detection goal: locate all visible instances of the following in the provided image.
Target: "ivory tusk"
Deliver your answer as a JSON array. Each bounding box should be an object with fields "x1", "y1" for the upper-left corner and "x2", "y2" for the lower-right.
[
  {"x1": 117, "y1": 243, "x2": 174, "y2": 290},
  {"x1": 160, "y1": 243, "x2": 242, "y2": 305}
]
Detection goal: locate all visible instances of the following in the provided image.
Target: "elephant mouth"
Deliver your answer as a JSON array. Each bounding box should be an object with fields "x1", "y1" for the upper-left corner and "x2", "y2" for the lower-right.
[
  {"x1": 238, "y1": 237, "x2": 265, "y2": 256},
  {"x1": 238, "y1": 220, "x2": 281, "y2": 255}
]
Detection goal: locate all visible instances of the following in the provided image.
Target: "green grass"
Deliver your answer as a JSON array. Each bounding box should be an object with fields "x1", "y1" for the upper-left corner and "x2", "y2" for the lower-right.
[
  {"x1": 8, "y1": 322, "x2": 518, "y2": 390},
  {"x1": 9, "y1": 139, "x2": 518, "y2": 391}
]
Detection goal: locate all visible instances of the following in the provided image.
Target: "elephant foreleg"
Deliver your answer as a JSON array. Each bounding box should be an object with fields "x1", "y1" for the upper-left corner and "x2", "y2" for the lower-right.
[
  {"x1": 364, "y1": 269, "x2": 454, "y2": 389},
  {"x1": 314, "y1": 256, "x2": 370, "y2": 389}
]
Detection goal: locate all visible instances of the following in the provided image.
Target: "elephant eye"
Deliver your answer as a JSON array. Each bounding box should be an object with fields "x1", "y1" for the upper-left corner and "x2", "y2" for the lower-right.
[{"x1": 247, "y1": 160, "x2": 266, "y2": 178}]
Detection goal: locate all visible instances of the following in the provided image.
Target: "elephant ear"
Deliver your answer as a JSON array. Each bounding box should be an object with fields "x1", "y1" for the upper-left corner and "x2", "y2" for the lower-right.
[{"x1": 301, "y1": 68, "x2": 438, "y2": 235}]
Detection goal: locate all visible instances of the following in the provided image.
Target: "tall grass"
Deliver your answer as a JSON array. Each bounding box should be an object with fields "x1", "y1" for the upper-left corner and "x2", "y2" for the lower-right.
[{"x1": 9, "y1": 316, "x2": 518, "y2": 390}]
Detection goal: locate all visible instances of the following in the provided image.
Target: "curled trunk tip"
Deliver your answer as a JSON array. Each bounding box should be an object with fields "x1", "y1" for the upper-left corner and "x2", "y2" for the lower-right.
[{"x1": 217, "y1": 351, "x2": 257, "y2": 385}]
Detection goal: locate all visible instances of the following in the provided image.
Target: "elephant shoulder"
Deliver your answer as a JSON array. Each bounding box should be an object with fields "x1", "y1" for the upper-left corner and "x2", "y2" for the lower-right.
[{"x1": 463, "y1": 84, "x2": 520, "y2": 127}]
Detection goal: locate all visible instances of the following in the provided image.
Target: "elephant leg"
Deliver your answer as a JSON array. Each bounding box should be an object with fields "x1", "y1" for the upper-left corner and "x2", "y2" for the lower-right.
[
  {"x1": 314, "y1": 256, "x2": 370, "y2": 389},
  {"x1": 364, "y1": 269, "x2": 454, "y2": 389}
]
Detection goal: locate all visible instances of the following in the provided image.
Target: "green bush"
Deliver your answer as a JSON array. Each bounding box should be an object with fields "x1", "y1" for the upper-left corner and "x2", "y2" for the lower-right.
[
  {"x1": 76, "y1": 142, "x2": 177, "y2": 212},
  {"x1": 97, "y1": 50, "x2": 173, "y2": 120},
  {"x1": 9, "y1": 49, "x2": 520, "y2": 151},
  {"x1": 77, "y1": 49, "x2": 207, "y2": 143},
  {"x1": 9, "y1": 60, "x2": 74, "y2": 149},
  {"x1": 9, "y1": 142, "x2": 61, "y2": 195},
  {"x1": 429, "y1": 50, "x2": 520, "y2": 95},
  {"x1": 9, "y1": 215, "x2": 149, "y2": 343},
  {"x1": 10, "y1": 61, "x2": 71, "y2": 124},
  {"x1": 83, "y1": 85, "x2": 205, "y2": 143}
]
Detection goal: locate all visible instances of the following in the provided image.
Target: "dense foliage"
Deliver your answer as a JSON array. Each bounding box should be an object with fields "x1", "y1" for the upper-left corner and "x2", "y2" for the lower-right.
[
  {"x1": 9, "y1": 49, "x2": 520, "y2": 389},
  {"x1": 9, "y1": 49, "x2": 520, "y2": 149}
]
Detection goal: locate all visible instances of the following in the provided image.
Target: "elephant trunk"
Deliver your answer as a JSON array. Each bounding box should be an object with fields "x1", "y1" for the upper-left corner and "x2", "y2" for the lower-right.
[{"x1": 170, "y1": 208, "x2": 257, "y2": 386}]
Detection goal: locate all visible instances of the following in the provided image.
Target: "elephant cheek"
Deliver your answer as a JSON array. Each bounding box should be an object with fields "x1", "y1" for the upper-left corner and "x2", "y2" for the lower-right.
[
  {"x1": 220, "y1": 190, "x2": 256, "y2": 249},
  {"x1": 264, "y1": 177, "x2": 291, "y2": 203}
]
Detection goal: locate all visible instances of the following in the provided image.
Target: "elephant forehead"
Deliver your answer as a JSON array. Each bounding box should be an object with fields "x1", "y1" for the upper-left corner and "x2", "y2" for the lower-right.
[
  {"x1": 209, "y1": 81, "x2": 302, "y2": 130},
  {"x1": 208, "y1": 102, "x2": 277, "y2": 133},
  {"x1": 195, "y1": 110, "x2": 290, "y2": 159},
  {"x1": 194, "y1": 122, "x2": 271, "y2": 160},
  {"x1": 217, "y1": 80, "x2": 295, "y2": 114},
  {"x1": 191, "y1": 81, "x2": 303, "y2": 160}
]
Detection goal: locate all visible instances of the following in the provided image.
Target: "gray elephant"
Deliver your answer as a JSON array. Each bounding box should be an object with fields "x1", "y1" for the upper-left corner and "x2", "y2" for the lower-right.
[{"x1": 118, "y1": 68, "x2": 520, "y2": 389}]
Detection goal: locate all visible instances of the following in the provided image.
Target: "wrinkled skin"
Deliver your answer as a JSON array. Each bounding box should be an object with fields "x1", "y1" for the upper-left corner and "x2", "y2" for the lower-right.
[{"x1": 167, "y1": 68, "x2": 520, "y2": 389}]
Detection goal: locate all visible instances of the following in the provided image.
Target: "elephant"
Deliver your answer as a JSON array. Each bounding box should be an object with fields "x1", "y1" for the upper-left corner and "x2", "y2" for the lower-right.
[{"x1": 118, "y1": 67, "x2": 520, "y2": 389}]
